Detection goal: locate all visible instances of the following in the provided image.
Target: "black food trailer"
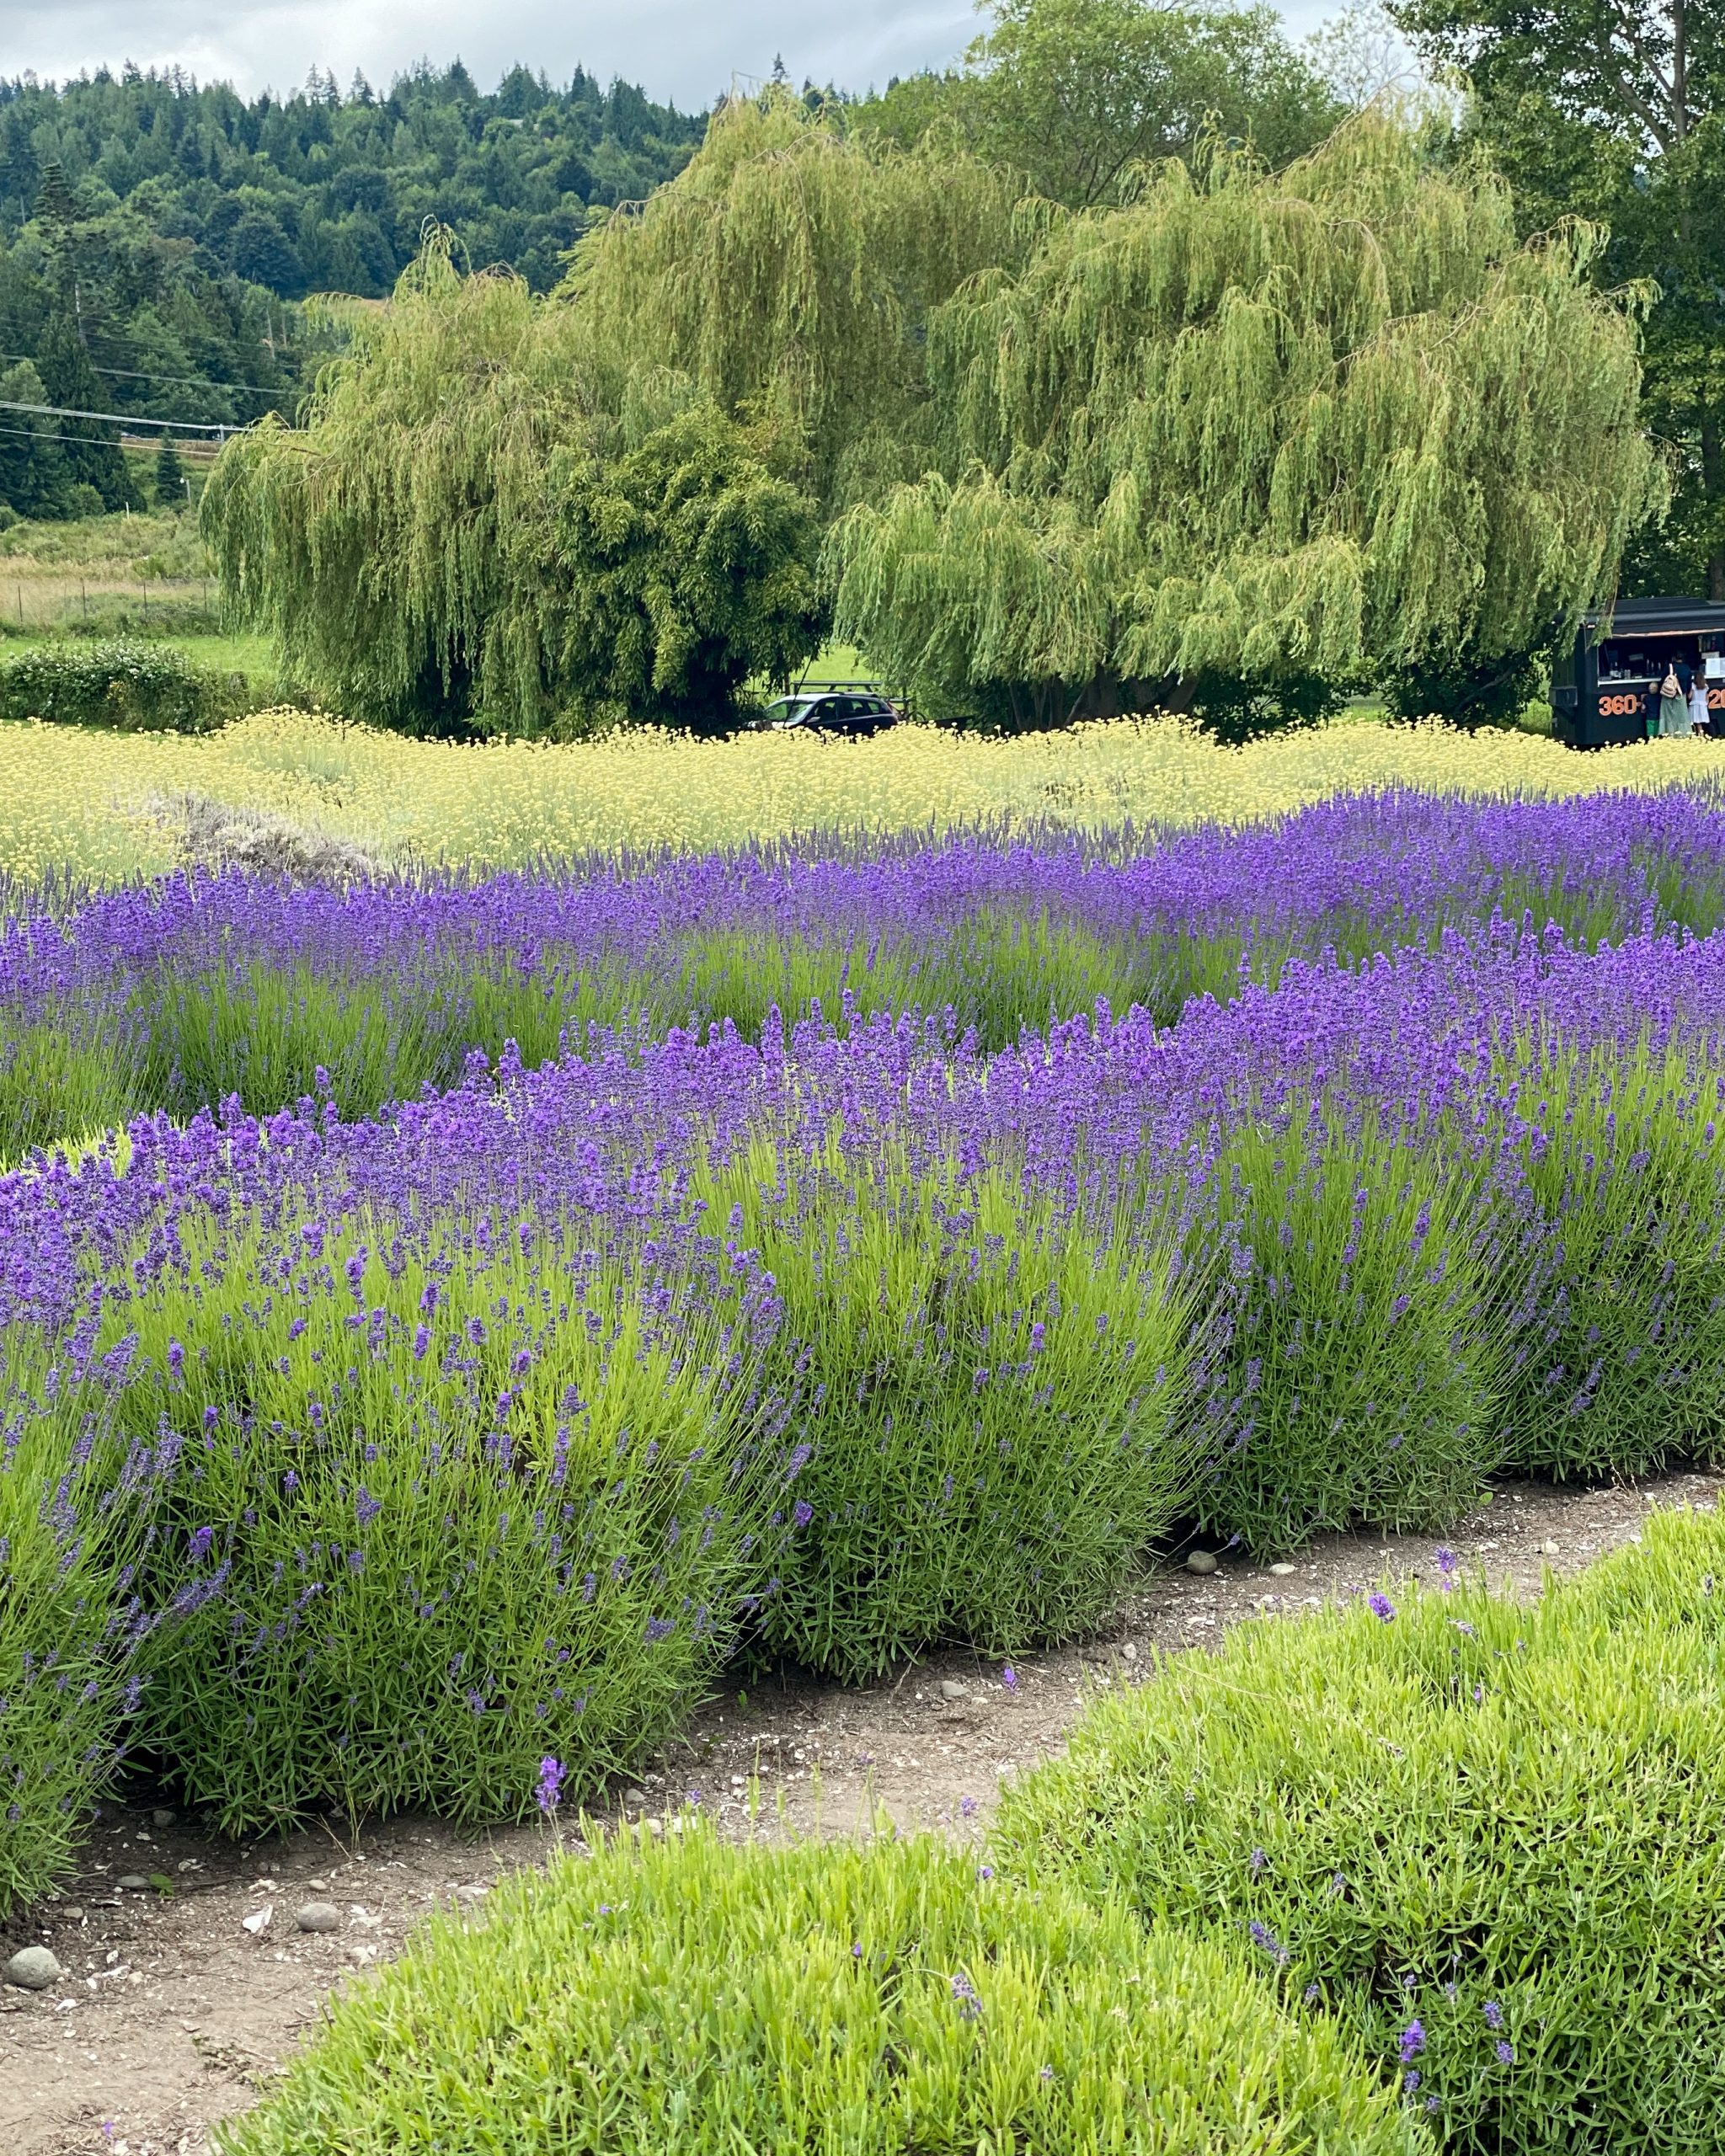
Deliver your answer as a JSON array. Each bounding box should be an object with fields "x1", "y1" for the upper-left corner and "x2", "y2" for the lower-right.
[{"x1": 1552, "y1": 595, "x2": 1725, "y2": 747}]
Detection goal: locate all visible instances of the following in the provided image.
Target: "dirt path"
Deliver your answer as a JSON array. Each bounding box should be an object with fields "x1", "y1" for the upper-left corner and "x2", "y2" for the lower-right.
[{"x1": 7, "y1": 1467, "x2": 1718, "y2": 2156}]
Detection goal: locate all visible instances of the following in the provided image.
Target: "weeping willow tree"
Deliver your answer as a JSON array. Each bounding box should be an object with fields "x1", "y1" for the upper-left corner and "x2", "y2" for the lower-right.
[
  {"x1": 201, "y1": 237, "x2": 825, "y2": 733},
  {"x1": 564, "y1": 93, "x2": 1033, "y2": 511},
  {"x1": 203, "y1": 249, "x2": 585, "y2": 730},
  {"x1": 829, "y1": 114, "x2": 1666, "y2": 727},
  {"x1": 203, "y1": 97, "x2": 1020, "y2": 731}
]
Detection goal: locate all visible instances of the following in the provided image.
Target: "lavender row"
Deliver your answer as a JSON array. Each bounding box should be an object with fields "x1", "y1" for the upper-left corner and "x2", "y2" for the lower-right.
[
  {"x1": 6, "y1": 786, "x2": 1725, "y2": 1150},
  {"x1": 6, "y1": 914, "x2": 1725, "y2": 1895}
]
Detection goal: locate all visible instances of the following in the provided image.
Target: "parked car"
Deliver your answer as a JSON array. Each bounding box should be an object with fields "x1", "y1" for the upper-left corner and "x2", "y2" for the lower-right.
[{"x1": 763, "y1": 691, "x2": 900, "y2": 737}]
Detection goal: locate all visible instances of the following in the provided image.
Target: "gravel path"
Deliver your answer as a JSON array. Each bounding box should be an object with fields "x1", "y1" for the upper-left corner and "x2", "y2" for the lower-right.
[{"x1": 6, "y1": 1466, "x2": 1718, "y2": 2156}]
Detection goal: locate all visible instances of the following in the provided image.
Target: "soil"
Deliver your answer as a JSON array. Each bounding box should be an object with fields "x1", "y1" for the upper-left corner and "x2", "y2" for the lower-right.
[{"x1": 5, "y1": 1465, "x2": 1720, "y2": 2156}]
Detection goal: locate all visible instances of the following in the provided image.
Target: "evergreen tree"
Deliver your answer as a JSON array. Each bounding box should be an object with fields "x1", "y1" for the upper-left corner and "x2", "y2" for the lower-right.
[
  {"x1": 34, "y1": 311, "x2": 133, "y2": 512},
  {"x1": 0, "y1": 360, "x2": 67, "y2": 516},
  {"x1": 155, "y1": 435, "x2": 186, "y2": 510}
]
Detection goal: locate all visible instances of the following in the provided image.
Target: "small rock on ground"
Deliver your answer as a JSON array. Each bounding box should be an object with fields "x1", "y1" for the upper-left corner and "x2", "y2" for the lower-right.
[
  {"x1": 115, "y1": 1875, "x2": 150, "y2": 1892},
  {"x1": 938, "y1": 1681, "x2": 969, "y2": 1701},
  {"x1": 6, "y1": 1946, "x2": 62, "y2": 1990},
  {"x1": 1185, "y1": 1550, "x2": 1218, "y2": 1574},
  {"x1": 296, "y1": 1903, "x2": 340, "y2": 1935}
]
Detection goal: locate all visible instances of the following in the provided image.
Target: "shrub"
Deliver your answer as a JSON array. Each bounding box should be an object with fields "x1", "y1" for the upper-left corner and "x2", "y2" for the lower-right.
[
  {"x1": 216, "y1": 1823, "x2": 1428, "y2": 2156},
  {"x1": 61, "y1": 1207, "x2": 801, "y2": 1832},
  {"x1": 702, "y1": 1148, "x2": 1201, "y2": 1680},
  {"x1": 994, "y1": 1513, "x2": 1725, "y2": 2156},
  {"x1": 0, "y1": 1366, "x2": 155, "y2": 1919},
  {"x1": 1185, "y1": 1115, "x2": 1500, "y2": 1550},
  {"x1": 0, "y1": 638, "x2": 246, "y2": 731},
  {"x1": 1487, "y1": 1039, "x2": 1725, "y2": 1479}
]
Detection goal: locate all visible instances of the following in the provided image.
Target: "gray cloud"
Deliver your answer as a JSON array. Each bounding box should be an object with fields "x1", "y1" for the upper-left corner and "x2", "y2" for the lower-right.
[
  {"x1": 3, "y1": 0, "x2": 982, "y2": 109},
  {"x1": 4, "y1": 0, "x2": 1338, "y2": 110}
]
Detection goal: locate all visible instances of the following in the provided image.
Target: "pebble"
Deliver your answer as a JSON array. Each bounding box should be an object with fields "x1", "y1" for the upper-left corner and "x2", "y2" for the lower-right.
[
  {"x1": 938, "y1": 1680, "x2": 969, "y2": 1701},
  {"x1": 1540, "y1": 1540, "x2": 1561, "y2": 1556},
  {"x1": 151, "y1": 1807, "x2": 176, "y2": 1829},
  {"x1": 1268, "y1": 1562, "x2": 1297, "y2": 1577},
  {"x1": 5, "y1": 1945, "x2": 62, "y2": 1990},
  {"x1": 455, "y1": 1884, "x2": 489, "y2": 1903},
  {"x1": 115, "y1": 1875, "x2": 150, "y2": 1892},
  {"x1": 304, "y1": 1877, "x2": 329, "y2": 1892},
  {"x1": 1185, "y1": 1550, "x2": 1218, "y2": 1575},
  {"x1": 622, "y1": 1788, "x2": 647, "y2": 1810},
  {"x1": 296, "y1": 1902, "x2": 340, "y2": 1935},
  {"x1": 1120, "y1": 1642, "x2": 1138, "y2": 1662},
  {"x1": 61, "y1": 1907, "x2": 84, "y2": 1923}
]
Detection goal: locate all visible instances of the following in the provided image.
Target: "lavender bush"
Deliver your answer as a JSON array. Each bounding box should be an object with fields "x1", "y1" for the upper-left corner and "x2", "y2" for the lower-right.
[
  {"x1": 994, "y1": 1511, "x2": 1725, "y2": 2156},
  {"x1": 702, "y1": 1150, "x2": 1201, "y2": 1678},
  {"x1": 47, "y1": 1209, "x2": 801, "y2": 1832}
]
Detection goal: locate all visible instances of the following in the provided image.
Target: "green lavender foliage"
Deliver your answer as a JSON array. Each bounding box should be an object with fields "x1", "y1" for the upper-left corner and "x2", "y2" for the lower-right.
[
  {"x1": 0, "y1": 1016, "x2": 138, "y2": 1166},
  {"x1": 1487, "y1": 1041, "x2": 1725, "y2": 1478},
  {"x1": 58, "y1": 1210, "x2": 792, "y2": 1832},
  {"x1": 994, "y1": 1510, "x2": 1725, "y2": 2156},
  {"x1": 0, "y1": 1367, "x2": 152, "y2": 1910},
  {"x1": 1188, "y1": 1115, "x2": 1499, "y2": 1550},
  {"x1": 215, "y1": 1823, "x2": 1429, "y2": 2156},
  {"x1": 702, "y1": 1146, "x2": 1201, "y2": 1679}
]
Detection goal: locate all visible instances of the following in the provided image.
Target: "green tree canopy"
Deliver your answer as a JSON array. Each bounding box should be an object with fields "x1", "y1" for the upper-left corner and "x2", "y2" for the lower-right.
[
  {"x1": 1388, "y1": 0, "x2": 1725, "y2": 599},
  {"x1": 542, "y1": 403, "x2": 826, "y2": 732},
  {"x1": 200, "y1": 240, "x2": 824, "y2": 733},
  {"x1": 203, "y1": 248, "x2": 589, "y2": 730},
  {"x1": 563, "y1": 93, "x2": 1030, "y2": 510},
  {"x1": 827, "y1": 115, "x2": 1663, "y2": 723},
  {"x1": 859, "y1": 0, "x2": 1345, "y2": 207}
]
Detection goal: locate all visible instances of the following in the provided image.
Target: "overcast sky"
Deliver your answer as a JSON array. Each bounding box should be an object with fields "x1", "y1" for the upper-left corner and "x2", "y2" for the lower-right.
[{"x1": 7, "y1": 0, "x2": 1342, "y2": 113}]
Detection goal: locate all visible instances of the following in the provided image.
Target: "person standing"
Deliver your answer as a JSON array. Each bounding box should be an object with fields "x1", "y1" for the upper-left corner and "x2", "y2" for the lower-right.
[
  {"x1": 1692, "y1": 676, "x2": 1712, "y2": 737},
  {"x1": 1658, "y1": 665, "x2": 1691, "y2": 737}
]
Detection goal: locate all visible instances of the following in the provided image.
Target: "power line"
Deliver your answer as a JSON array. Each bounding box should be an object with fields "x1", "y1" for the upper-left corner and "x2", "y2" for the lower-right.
[
  {"x1": 0, "y1": 398, "x2": 238, "y2": 435},
  {"x1": 0, "y1": 353, "x2": 290, "y2": 400},
  {"x1": 0, "y1": 419, "x2": 216, "y2": 451}
]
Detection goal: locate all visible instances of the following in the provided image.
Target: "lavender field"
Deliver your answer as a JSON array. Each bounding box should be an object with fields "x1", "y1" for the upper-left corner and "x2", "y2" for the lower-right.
[{"x1": 6, "y1": 782, "x2": 1725, "y2": 1929}]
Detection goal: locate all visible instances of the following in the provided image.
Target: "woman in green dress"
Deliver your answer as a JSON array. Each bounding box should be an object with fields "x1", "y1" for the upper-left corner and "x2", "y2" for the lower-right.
[{"x1": 1658, "y1": 666, "x2": 1691, "y2": 737}]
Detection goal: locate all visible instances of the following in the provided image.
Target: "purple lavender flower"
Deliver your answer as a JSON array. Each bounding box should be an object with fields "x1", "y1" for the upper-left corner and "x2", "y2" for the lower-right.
[
  {"x1": 536, "y1": 1755, "x2": 564, "y2": 1817},
  {"x1": 1368, "y1": 1593, "x2": 1397, "y2": 1623},
  {"x1": 1399, "y1": 2020, "x2": 1425, "y2": 2063}
]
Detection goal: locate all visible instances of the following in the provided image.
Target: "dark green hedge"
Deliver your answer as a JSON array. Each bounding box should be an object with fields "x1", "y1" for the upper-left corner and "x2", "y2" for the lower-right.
[{"x1": 0, "y1": 639, "x2": 250, "y2": 731}]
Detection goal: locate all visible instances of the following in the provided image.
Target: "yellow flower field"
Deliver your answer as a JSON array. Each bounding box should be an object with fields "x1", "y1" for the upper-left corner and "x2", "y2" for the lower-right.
[{"x1": 6, "y1": 707, "x2": 1722, "y2": 883}]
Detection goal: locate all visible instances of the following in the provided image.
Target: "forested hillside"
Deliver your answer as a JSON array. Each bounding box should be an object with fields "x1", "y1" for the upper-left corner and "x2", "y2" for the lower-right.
[
  {"x1": 0, "y1": 61, "x2": 707, "y2": 516},
  {"x1": 0, "y1": 62, "x2": 705, "y2": 295}
]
